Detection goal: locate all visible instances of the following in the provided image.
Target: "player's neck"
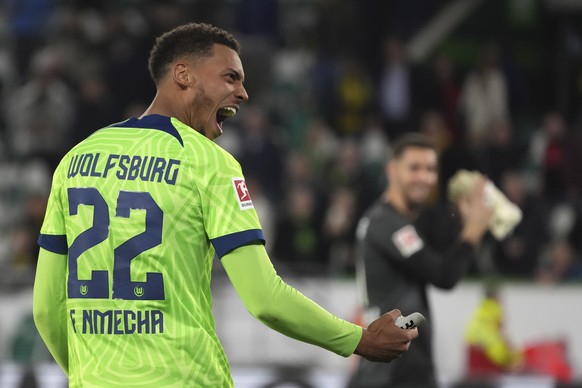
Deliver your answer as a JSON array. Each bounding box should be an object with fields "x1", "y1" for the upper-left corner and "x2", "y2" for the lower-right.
[
  {"x1": 140, "y1": 92, "x2": 186, "y2": 124},
  {"x1": 384, "y1": 190, "x2": 417, "y2": 219}
]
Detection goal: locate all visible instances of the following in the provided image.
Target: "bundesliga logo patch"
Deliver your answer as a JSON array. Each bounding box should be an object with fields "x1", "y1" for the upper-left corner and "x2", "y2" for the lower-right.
[
  {"x1": 232, "y1": 178, "x2": 254, "y2": 210},
  {"x1": 392, "y1": 225, "x2": 424, "y2": 258}
]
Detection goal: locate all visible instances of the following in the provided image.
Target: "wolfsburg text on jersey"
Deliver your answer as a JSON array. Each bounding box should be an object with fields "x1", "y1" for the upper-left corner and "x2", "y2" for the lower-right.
[
  {"x1": 67, "y1": 152, "x2": 180, "y2": 185},
  {"x1": 70, "y1": 309, "x2": 164, "y2": 334}
]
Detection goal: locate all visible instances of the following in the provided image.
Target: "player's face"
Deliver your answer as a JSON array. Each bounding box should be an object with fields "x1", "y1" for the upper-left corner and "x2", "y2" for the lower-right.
[
  {"x1": 390, "y1": 147, "x2": 438, "y2": 208},
  {"x1": 187, "y1": 44, "x2": 248, "y2": 140}
]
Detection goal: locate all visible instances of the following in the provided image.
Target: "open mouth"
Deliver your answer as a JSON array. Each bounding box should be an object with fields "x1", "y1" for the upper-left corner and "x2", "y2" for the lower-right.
[{"x1": 216, "y1": 106, "x2": 237, "y2": 130}]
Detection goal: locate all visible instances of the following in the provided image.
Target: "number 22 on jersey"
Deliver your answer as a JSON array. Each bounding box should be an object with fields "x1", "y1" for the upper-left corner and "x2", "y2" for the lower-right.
[{"x1": 67, "y1": 187, "x2": 165, "y2": 301}]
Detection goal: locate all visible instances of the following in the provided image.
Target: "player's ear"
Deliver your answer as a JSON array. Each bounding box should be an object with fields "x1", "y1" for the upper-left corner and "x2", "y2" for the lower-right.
[{"x1": 173, "y1": 62, "x2": 191, "y2": 89}]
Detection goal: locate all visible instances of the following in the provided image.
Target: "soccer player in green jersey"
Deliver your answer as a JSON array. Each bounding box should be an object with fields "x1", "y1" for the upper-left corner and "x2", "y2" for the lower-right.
[{"x1": 33, "y1": 22, "x2": 418, "y2": 387}]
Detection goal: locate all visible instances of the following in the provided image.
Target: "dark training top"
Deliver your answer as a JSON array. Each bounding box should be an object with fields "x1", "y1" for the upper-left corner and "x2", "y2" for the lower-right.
[{"x1": 349, "y1": 200, "x2": 476, "y2": 388}]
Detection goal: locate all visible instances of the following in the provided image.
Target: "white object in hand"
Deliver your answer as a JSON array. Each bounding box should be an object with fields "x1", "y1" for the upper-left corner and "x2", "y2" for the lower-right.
[
  {"x1": 447, "y1": 169, "x2": 522, "y2": 240},
  {"x1": 483, "y1": 180, "x2": 523, "y2": 240},
  {"x1": 395, "y1": 312, "x2": 426, "y2": 329}
]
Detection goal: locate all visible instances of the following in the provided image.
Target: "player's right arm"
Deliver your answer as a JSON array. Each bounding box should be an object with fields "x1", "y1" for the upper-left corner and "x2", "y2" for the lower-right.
[
  {"x1": 199, "y1": 145, "x2": 416, "y2": 361},
  {"x1": 33, "y1": 163, "x2": 69, "y2": 374},
  {"x1": 222, "y1": 243, "x2": 416, "y2": 362},
  {"x1": 33, "y1": 248, "x2": 69, "y2": 374}
]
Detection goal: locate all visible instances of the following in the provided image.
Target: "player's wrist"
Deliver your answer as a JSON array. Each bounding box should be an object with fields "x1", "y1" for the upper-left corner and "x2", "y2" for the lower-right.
[
  {"x1": 460, "y1": 225, "x2": 485, "y2": 247},
  {"x1": 353, "y1": 328, "x2": 373, "y2": 358}
]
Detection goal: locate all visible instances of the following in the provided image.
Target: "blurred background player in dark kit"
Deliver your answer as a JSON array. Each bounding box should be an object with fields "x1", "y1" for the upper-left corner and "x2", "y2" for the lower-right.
[{"x1": 348, "y1": 133, "x2": 492, "y2": 388}]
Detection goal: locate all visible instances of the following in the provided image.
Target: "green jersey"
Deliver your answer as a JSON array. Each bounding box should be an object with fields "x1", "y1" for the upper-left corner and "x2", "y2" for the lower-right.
[{"x1": 38, "y1": 115, "x2": 265, "y2": 387}]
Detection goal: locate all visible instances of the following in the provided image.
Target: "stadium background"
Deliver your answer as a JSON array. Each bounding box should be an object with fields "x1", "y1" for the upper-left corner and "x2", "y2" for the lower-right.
[{"x1": 1, "y1": 0, "x2": 582, "y2": 387}]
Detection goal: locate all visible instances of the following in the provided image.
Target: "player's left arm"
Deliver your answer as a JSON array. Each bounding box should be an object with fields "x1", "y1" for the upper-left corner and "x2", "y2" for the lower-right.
[
  {"x1": 33, "y1": 247, "x2": 69, "y2": 374},
  {"x1": 222, "y1": 243, "x2": 362, "y2": 357}
]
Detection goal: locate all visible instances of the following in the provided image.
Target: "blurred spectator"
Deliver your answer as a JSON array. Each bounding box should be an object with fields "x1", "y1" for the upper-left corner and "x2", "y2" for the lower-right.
[
  {"x1": 359, "y1": 120, "x2": 390, "y2": 164},
  {"x1": 324, "y1": 138, "x2": 379, "y2": 215},
  {"x1": 478, "y1": 119, "x2": 527, "y2": 187},
  {"x1": 272, "y1": 184, "x2": 328, "y2": 275},
  {"x1": 47, "y1": 5, "x2": 107, "y2": 82},
  {"x1": 2, "y1": 223, "x2": 37, "y2": 290},
  {"x1": 492, "y1": 171, "x2": 549, "y2": 278},
  {"x1": 464, "y1": 283, "x2": 524, "y2": 377},
  {"x1": 529, "y1": 112, "x2": 567, "y2": 200},
  {"x1": 102, "y1": 7, "x2": 154, "y2": 120},
  {"x1": 6, "y1": 48, "x2": 74, "y2": 168},
  {"x1": 564, "y1": 131, "x2": 582, "y2": 199},
  {"x1": 0, "y1": 148, "x2": 51, "y2": 290},
  {"x1": 269, "y1": 43, "x2": 315, "y2": 149},
  {"x1": 238, "y1": 105, "x2": 286, "y2": 203},
  {"x1": 325, "y1": 138, "x2": 363, "y2": 190},
  {"x1": 536, "y1": 240, "x2": 582, "y2": 284},
  {"x1": 567, "y1": 198, "x2": 582, "y2": 256},
  {"x1": 300, "y1": 118, "x2": 339, "y2": 185},
  {"x1": 358, "y1": 120, "x2": 390, "y2": 197},
  {"x1": 0, "y1": 46, "x2": 17, "y2": 147},
  {"x1": 285, "y1": 151, "x2": 316, "y2": 189},
  {"x1": 235, "y1": 0, "x2": 279, "y2": 38},
  {"x1": 309, "y1": 50, "x2": 338, "y2": 134},
  {"x1": 419, "y1": 110, "x2": 453, "y2": 156},
  {"x1": 419, "y1": 111, "x2": 454, "y2": 203},
  {"x1": 460, "y1": 44, "x2": 509, "y2": 149},
  {"x1": 333, "y1": 59, "x2": 374, "y2": 136},
  {"x1": 322, "y1": 187, "x2": 359, "y2": 275},
  {"x1": 528, "y1": 111, "x2": 582, "y2": 202},
  {"x1": 424, "y1": 53, "x2": 462, "y2": 140},
  {"x1": 378, "y1": 36, "x2": 421, "y2": 139},
  {"x1": 7, "y1": 0, "x2": 54, "y2": 82},
  {"x1": 68, "y1": 74, "x2": 117, "y2": 148}
]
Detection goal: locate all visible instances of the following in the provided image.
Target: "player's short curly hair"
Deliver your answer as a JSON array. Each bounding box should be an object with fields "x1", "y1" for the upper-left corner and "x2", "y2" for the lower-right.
[{"x1": 148, "y1": 23, "x2": 241, "y2": 84}]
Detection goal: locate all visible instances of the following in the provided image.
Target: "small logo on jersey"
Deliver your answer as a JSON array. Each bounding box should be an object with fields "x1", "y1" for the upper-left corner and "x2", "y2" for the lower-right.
[
  {"x1": 134, "y1": 286, "x2": 144, "y2": 297},
  {"x1": 80, "y1": 284, "x2": 88, "y2": 295},
  {"x1": 392, "y1": 225, "x2": 424, "y2": 258},
  {"x1": 232, "y1": 178, "x2": 254, "y2": 210}
]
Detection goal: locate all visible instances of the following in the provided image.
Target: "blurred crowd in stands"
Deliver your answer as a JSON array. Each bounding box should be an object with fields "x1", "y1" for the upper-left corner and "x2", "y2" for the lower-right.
[{"x1": 1, "y1": 0, "x2": 582, "y2": 294}]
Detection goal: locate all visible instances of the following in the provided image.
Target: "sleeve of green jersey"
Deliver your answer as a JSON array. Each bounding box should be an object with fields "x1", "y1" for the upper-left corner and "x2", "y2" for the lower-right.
[
  {"x1": 38, "y1": 165, "x2": 67, "y2": 238},
  {"x1": 33, "y1": 248, "x2": 69, "y2": 374},
  {"x1": 197, "y1": 150, "x2": 265, "y2": 257},
  {"x1": 34, "y1": 164, "x2": 69, "y2": 374},
  {"x1": 221, "y1": 244, "x2": 362, "y2": 357}
]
